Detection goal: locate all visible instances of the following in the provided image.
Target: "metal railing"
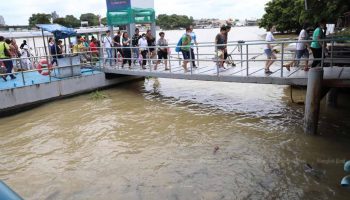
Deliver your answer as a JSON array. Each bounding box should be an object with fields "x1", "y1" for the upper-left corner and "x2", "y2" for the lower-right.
[{"x1": 1, "y1": 37, "x2": 349, "y2": 88}]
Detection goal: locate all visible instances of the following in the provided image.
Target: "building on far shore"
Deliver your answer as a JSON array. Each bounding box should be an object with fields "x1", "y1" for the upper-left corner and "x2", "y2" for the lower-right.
[
  {"x1": 245, "y1": 19, "x2": 259, "y2": 26},
  {"x1": 0, "y1": 15, "x2": 5, "y2": 26}
]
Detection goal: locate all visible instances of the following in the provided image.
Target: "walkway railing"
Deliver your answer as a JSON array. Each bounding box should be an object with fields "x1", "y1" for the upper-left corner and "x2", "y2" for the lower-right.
[{"x1": 1, "y1": 37, "x2": 349, "y2": 88}]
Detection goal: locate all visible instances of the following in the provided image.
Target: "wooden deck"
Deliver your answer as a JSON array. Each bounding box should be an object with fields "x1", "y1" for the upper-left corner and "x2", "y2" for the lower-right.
[{"x1": 103, "y1": 64, "x2": 350, "y2": 87}]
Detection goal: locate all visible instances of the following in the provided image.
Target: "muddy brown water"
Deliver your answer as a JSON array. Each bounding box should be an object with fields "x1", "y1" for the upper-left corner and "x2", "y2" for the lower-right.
[{"x1": 1, "y1": 27, "x2": 350, "y2": 199}]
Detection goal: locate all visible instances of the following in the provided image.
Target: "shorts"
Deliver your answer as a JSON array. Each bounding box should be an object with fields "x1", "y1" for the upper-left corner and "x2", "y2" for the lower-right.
[
  {"x1": 296, "y1": 49, "x2": 309, "y2": 59},
  {"x1": 182, "y1": 50, "x2": 190, "y2": 60},
  {"x1": 264, "y1": 49, "x2": 273, "y2": 58},
  {"x1": 157, "y1": 50, "x2": 168, "y2": 60}
]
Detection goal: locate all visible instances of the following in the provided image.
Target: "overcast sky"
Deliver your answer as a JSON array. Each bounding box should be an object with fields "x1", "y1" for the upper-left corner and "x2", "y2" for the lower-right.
[{"x1": 1, "y1": 0, "x2": 270, "y2": 25}]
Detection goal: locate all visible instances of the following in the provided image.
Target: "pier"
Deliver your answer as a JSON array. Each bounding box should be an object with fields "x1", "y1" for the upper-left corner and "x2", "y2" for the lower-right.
[{"x1": 1, "y1": 38, "x2": 350, "y2": 135}]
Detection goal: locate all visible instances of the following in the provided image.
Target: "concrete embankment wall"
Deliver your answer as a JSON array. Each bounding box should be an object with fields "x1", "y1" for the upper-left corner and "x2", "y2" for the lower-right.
[{"x1": 0, "y1": 73, "x2": 140, "y2": 116}]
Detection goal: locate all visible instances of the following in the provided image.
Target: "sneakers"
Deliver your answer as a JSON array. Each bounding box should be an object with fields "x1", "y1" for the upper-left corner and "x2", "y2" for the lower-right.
[{"x1": 265, "y1": 69, "x2": 273, "y2": 74}]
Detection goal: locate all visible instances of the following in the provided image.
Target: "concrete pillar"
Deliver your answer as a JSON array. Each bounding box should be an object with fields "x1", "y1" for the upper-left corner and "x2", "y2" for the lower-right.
[
  {"x1": 151, "y1": 22, "x2": 156, "y2": 39},
  {"x1": 128, "y1": 23, "x2": 136, "y2": 36},
  {"x1": 108, "y1": 26, "x2": 113, "y2": 34},
  {"x1": 326, "y1": 88, "x2": 338, "y2": 107},
  {"x1": 304, "y1": 68, "x2": 324, "y2": 134}
]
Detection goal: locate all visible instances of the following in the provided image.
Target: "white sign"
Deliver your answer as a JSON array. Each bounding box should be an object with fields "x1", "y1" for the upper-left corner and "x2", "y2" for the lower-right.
[{"x1": 131, "y1": 0, "x2": 154, "y2": 8}]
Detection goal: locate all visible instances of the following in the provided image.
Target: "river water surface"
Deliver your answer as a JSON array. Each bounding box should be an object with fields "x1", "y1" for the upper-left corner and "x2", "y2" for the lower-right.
[{"x1": 1, "y1": 27, "x2": 350, "y2": 200}]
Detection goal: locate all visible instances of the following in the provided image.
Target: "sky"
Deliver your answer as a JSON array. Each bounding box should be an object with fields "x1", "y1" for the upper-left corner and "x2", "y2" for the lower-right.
[{"x1": 1, "y1": 0, "x2": 270, "y2": 25}]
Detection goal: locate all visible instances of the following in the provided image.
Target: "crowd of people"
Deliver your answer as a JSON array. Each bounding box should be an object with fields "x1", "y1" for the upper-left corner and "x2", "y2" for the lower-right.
[
  {"x1": 0, "y1": 20, "x2": 332, "y2": 82},
  {"x1": 264, "y1": 19, "x2": 329, "y2": 74}
]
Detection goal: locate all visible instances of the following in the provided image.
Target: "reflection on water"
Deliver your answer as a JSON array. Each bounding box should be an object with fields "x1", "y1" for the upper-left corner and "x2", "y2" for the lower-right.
[{"x1": 1, "y1": 78, "x2": 350, "y2": 200}]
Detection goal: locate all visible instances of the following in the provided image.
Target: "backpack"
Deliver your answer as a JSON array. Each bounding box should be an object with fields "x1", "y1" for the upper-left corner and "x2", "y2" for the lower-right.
[{"x1": 175, "y1": 37, "x2": 182, "y2": 53}]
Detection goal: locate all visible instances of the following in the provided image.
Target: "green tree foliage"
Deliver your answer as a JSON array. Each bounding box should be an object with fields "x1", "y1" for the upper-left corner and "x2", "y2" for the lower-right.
[
  {"x1": 259, "y1": 0, "x2": 349, "y2": 32},
  {"x1": 156, "y1": 14, "x2": 194, "y2": 29},
  {"x1": 53, "y1": 15, "x2": 80, "y2": 28},
  {"x1": 28, "y1": 13, "x2": 51, "y2": 27},
  {"x1": 101, "y1": 17, "x2": 107, "y2": 25},
  {"x1": 64, "y1": 15, "x2": 80, "y2": 28},
  {"x1": 80, "y1": 13, "x2": 99, "y2": 26}
]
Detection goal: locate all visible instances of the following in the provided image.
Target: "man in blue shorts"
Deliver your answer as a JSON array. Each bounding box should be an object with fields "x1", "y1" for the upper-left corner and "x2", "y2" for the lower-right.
[{"x1": 181, "y1": 27, "x2": 192, "y2": 72}]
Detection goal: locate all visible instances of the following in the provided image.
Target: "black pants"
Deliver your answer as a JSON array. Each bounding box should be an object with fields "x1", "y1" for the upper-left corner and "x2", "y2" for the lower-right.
[
  {"x1": 115, "y1": 48, "x2": 123, "y2": 58},
  {"x1": 2, "y1": 59, "x2": 15, "y2": 79},
  {"x1": 122, "y1": 49, "x2": 131, "y2": 66},
  {"x1": 191, "y1": 48, "x2": 196, "y2": 66},
  {"x1": 141, "y1": 50, "x2": 148, "y2": 66},
  {"x1": 311, "y1": 47, "x2": 322, "y2": 68}
]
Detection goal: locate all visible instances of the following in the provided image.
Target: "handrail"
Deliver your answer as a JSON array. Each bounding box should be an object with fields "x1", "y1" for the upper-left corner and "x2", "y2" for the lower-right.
[{"x1": 1, "y1": 38, "x2": 349, "y2": 89}]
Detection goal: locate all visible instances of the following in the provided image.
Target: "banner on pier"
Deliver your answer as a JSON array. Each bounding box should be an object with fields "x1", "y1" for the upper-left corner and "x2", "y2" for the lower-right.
[{"x1": 106, "y1": 0, "x2": 131, "y2": 11}]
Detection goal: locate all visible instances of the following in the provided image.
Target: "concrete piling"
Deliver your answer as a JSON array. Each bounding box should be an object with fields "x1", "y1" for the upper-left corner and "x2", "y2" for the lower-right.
[{"x1": 304, "y1": 67, "x2": 324, "y2": 134}]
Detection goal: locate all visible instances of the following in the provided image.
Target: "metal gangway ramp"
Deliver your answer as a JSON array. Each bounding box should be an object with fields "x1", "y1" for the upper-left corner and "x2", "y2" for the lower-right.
[{"x1": 101, "y1": 39, "x2": 350, "y2": 87}]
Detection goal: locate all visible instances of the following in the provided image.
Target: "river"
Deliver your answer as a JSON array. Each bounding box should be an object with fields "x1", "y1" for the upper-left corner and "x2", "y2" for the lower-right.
[{"x1": 1, "y1": 27, "x2": 350, "y2": 200}]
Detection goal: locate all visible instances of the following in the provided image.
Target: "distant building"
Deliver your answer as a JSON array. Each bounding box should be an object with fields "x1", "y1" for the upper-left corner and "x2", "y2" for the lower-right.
[
  {"x1": 0, "y1": 15, "x2": 5, "y2": 26},
  {"x1": 245, "y1": 19, "x2": 258, "y2": 26}
]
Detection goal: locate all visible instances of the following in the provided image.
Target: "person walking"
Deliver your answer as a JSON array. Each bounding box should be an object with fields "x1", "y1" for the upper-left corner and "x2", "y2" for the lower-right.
[
  {"x1": 154, "y1": 32, "x2": 169, "y2": 70},
  {"x1": 296, "y1": 23, "x2": 311, "y2": 71},
  {"x1": 146, "y1": 30, "x2": 156, "y2": 63},
  {"x1": 189, "y1": 25, "x2": 198, "y2": 68},
  {"x1": 264, "y1": 25, "x2": 277, "y2": 74},
  {"x1": 20, "y1": 45, "x2": 32, "y2": 70},
  {"x1": 132, "y1": 28, "x2": 141, "y2": 65},
  {"x1": 50, "y1": 40, "x2": 63, "y2": 66},
  {"x1": 181, "y1": 27, "x2": 192, "y2": 72},
  {"x1": 310, "y1": 19, "x2": 327, "y2": 68},
  {"x1": 10, "y1": 39, "x2": 21, "y2": 70},
  {"x1": 103, "y1": 30, "x2": 113, "y2": 66},
  {"x1": 0, "y1": 36, "x2": 16, "y2": 81},
  {"x1": 215, "y1": 26, "x2": 227, "y2": 68},
  {"x1": 138, "y1": 33, "x2": 148, "y2": 69},
  {"x1": 224, "y1": 25, "x2": 235, "y2": 67},
  {"x1": 121, "y1": 32, "x2": 132, "y2": 68},
  {"x1": 113, "y1": 31, "x2": 123, "y2": 63}
]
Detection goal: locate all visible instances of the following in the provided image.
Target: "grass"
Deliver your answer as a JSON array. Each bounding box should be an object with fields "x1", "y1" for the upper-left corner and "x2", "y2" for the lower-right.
[{"x1": 90, "y1": 90, "x2": 108, "y2": 100}]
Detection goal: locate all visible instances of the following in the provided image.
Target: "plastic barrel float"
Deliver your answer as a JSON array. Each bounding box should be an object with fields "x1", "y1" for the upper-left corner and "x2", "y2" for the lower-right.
[
  {"x1": 37, "y1": 59, "x2": 53, "y2": 76},
  {"x1": 0, "y1": 180, "x2": 23, "y2": 200}
]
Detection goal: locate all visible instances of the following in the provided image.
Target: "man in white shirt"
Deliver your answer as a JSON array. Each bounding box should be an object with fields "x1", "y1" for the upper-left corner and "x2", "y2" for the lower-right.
[
  {"x1": 264, "y1": 25, "x2": 276, "y2": 74},
  {"x1": 138, "y1": 33, "x2": 148, "y2": 69},
  {"x1": 296, "y1": 23, "x2": 310, "y2": 71},
  {"x1": 103, "y1": 30, "x2": 113, "y2": 66}
]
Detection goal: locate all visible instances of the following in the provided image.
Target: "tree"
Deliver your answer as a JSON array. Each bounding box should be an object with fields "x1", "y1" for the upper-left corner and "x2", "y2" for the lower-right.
[
  {"x1": 29, "y1": 13, "x2": 51, "y2": 27},
  {"x1": 80, "y1": 13, "x2": 99, "y2": 26},
  {"x1": 53, "y1": 18, "x2": 67, "y2": 26},
  {"x1": 259, "y1": 0, "x2": 349, "y2": 32},
  {"x1": 101, "y1": 17, "x2": 107, "y2": 26},
  {"x1": 53, "y1": 15, "x2": 80, "y2": 28},
  {"x1": 64, "y1": 15, "x2": 80, "y2": 28},
  {"x1": 156, "y1": 14, "x2": 194, "y2": 29}
]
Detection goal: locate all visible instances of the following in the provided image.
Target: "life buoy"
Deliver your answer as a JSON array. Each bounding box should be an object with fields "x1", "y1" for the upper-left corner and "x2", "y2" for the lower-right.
[{"x1": 37, "y1": 59, "x2": 53, "y2": 76}]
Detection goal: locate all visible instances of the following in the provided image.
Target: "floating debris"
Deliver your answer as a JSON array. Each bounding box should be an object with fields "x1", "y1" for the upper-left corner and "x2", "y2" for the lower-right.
[
  {"x1": 90, "y1": 90, "x2": 108, "y2": 100},
  {"x1": 213, "y1": 146, "x2": 219, "y2": 154}
]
